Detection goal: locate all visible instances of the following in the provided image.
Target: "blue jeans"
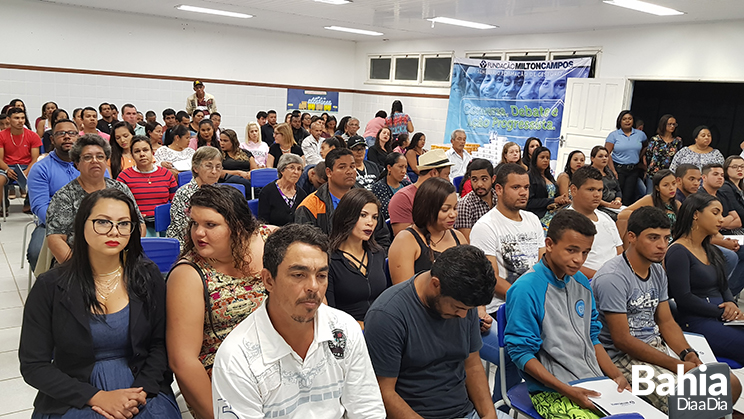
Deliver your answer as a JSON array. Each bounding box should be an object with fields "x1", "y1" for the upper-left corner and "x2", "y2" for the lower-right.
[
  {"x1": 717, "y1": 245, "x2": 744, "y2": 296},
  {"x1": 27, "y1": 224, "x2": 45, "y2": 271}
]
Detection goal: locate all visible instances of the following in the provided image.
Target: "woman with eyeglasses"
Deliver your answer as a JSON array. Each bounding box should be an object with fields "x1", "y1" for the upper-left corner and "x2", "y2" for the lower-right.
[
  {"x1": 718, "y1": 156, "x2": 744, "y2": 235},
  {"x1": 644, "y1": 114, "x2": 683, "y2": 193},
  {"x1": 21, "y1": 189, "x2": 181, "y2": 419},
  {"x1": 166, "y1": 146, "x2": 223, "y2": 248},
  {"x1": 167, "y1": 185, "x2": 274, "y2": 419},
  {"x1": 46, "y1": 134, "x2": 144, "y2": 264},
  {"x1": 258, "y1": 153, "x2": 306, "y2": 226}
]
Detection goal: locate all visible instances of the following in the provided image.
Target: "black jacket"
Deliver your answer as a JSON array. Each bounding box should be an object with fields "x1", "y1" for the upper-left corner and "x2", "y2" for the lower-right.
[
  {"x1": 717, "y1": 180, "x2": 744, "y2": 234},
  {"x1": 258, "y1": 180, "x2": 308, "y2": 226},
  {"x1": 19, "y1": 261, "x2": 172, "y2": 414},
  {"x1": 527, "y1": 172, "x2": 556, "y2": 219},
  {"x1": 295, "y1": 183, "x2": 391, "y2": 250}
]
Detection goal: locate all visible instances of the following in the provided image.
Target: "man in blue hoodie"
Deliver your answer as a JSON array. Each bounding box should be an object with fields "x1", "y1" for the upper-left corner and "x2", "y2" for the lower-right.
[
  {"x1": 26, "y1": 119, "x2": 80, "y2": 270},
  {"x1": 505, "y1": 210, "x2": 630, "y2": 419}
]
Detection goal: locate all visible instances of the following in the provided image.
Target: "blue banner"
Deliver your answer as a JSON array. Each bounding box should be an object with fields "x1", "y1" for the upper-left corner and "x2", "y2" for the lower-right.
[
  {"x1": 286, "y1": 89, "x2": 339, "y2": 112},
  {"x1": 444, "y1": 57, "x2": 591, "y2": 158}
]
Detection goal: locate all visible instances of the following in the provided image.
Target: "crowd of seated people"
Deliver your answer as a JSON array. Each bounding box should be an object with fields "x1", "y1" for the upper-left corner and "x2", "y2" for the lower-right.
[{"x1": 7, "y1": 94, "x2": 744, "y2": 419}]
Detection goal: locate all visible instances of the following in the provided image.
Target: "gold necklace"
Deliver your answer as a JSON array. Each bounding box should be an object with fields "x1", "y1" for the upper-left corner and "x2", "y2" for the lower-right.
[{"x1": 95, "y1": 267, "x2": 122, "y2": 303}]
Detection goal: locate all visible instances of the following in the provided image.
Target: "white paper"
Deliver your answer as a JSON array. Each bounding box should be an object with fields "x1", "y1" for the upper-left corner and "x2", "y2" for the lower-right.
[
  {"x1": 173, "y1": 160, "x2": 192, "y2": 172},
  {"x1": 664, "y1": 332, "x2": 717, "y2": 364},
  {"x1": 603, "y1": 205, "x2": 627, "y2": 213},
  {"x1": 724, "y1": 319, "x2": 744, "y2": 326},
  {"x1": 572, "y1": 377, "x2": 667, "y2": 419}
]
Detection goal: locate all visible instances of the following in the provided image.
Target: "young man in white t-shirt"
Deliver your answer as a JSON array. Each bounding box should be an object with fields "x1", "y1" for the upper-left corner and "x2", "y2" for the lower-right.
[
  {"x1": 470, "y1": 163, "x2": 545, "y2": 404},
  {"x1": 471, "y1": 163, "x2": 545, "y2": 315},
  {"x1": 567, "y1": 166, "x2": 623, "y2": 279}
]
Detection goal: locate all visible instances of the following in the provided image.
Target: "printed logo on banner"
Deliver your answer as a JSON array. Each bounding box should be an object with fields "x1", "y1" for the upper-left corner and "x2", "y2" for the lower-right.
[
  {"x1": 444, "y1": 57, "x2": 591, "y2": 159},
  {"x1": 631, "y1": 363, "x2": 732, "y2": 419},
  {"x1": 286, "y1": 89, "x2": 339, "y2": 112}
]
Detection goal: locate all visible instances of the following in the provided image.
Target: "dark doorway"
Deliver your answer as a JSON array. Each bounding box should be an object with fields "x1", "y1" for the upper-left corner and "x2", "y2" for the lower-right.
[{"x1": 630, "y1": 80, "x2": 744, "y2": 157}]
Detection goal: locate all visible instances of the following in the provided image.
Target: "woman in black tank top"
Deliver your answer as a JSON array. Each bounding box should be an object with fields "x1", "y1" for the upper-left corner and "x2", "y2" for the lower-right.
[{"x1": 388, "y1": 177, "x2": 467, "y2": 284}]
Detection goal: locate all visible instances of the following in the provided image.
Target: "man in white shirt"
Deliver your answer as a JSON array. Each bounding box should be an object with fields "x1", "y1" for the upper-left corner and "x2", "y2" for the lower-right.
[
  {"x1": 469, "y1": 163, "x2": 544, "y2": 403},
  {"x1": 567, "y1": 166, "x2": 623, "y2": 279},
  {"x1": 212, "y1": 224, "x2": 385, "y2": 419},
  {"x1": 445, "y1": 129, "x2": 472, "y2": 182},
  {"x1": 302, "y1": 120, "x2": 324, "y2": 165}
]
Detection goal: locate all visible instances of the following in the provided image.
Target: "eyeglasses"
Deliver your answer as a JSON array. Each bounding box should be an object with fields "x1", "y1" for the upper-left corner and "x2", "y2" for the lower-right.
[
  {"x1": 81, "y1": 154, "x2": 107, "y2": 163},
  {"x1": 91, "y1": 219, "x2": 133, "y2": 236},
  {"x1": 730, "y1": 165, "x2": 744, "y2": 170},
  {"x1": 201, "y1": 163, "x2": 223, "y2": 172},
  {"x1": 53, "y1": 131, "x2": 79, "y2": 138}
]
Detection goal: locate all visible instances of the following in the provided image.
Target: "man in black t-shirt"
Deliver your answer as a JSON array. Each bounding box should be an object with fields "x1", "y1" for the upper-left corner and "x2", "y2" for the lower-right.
[
  {"x1": 364, "y1": 246, "x2": 498, "y2": 419},
  {"x1": 96, "y1": 102, "x2": 115, "y2": 134},
  {"x1": 290, "y1": 112, "x2": 309, "y2": 145},
  {"x1": 261, "y1": 110, "x2": 277, "y2": 146}
]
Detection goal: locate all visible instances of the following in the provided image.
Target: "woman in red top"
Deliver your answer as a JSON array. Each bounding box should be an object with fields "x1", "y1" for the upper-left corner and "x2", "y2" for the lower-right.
[{"x1": 117, "y1": 136, "x2": 177, "y2": 236}]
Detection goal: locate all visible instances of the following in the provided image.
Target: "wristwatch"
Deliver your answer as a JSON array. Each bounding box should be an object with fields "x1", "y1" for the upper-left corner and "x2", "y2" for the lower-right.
[{"x1": 679, "y1": 348, "x2": 698, "y2": 361}]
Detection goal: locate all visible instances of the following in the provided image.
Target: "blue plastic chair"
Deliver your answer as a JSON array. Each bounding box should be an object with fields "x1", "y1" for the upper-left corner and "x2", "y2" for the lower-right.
[
  {"x1": 250, "y1": 168, "x2": 278, "y2": 198},
  {"x1": 154, "y1": 203, "x2": 171, "y2": 232},
  {"x1": 178, "y1": 171, "x2": 193, "y2": 187},
  {"x1": 452, "y1": 175, "x2": 464, "y2": 191},
  {"x1": 223, "y1": 182, "x2": 246, "y2": 197},
  {"x1": 247, "y1": 199, "x2": 259, "y2": 217},
  {"x1": 141, "y1": 237, "x2": 180, "y2": 274}
]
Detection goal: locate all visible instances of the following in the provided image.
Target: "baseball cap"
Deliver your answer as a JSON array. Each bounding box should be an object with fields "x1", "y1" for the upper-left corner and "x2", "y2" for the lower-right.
[
  {"x1": 193, "y1": 80, "x2": 204, "y2": 87},
  {"x1": 347, "y1": 135, "x2": 367, "y2": 149}
]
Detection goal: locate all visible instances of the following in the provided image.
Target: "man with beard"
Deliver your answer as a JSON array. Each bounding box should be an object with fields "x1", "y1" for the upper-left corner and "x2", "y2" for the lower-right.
[
  {"x1": 212, "y1": 224, "x2": 385, "y2": 418},
  {"x1": 592, "y1": 207, "x2": 742, "y2": 414},
  {"x1": 454, "y1": 158, "x2": 495, "y2": 241},
  {"x1": 364, "y1": 245, "x2": 499, "y2": 419},
  {"x1": 26, "y1": 119, "x2": 80, "y2": 269}
]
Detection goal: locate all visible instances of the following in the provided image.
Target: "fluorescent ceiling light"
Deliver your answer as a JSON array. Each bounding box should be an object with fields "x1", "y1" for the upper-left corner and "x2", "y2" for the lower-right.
[
  {"x1": 603, "y1": 0, "x2": 684, "y2": 16},
  {"x1": 175, "y1": 5, "x2": 253, "y2": 19},
  {"x1": 427, "y1": 17, "x2": 497, "y2": 30},
  {"x1": 324, "y1": 26, "x2": 383, "y2": 36},
  {"x1": 314, "y1": 0, "x2": 351, "y2": 4}
]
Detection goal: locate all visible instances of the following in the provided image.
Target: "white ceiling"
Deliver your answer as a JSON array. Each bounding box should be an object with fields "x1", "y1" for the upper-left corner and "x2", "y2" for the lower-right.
[{"x1": 44, "y1": 0, "x2": 744, "y2": 41}]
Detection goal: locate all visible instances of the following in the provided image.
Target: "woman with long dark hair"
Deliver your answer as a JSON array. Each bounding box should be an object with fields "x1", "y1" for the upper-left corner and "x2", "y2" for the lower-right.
[
  {"x1": 322, "y1": 115, "x2": 337, "y2": 138},
  {"x1": 188, "y1": 119, "x2": 220, "y2": 151},
  {"x1": 526, "y1": 146, "x2": 570, "y2": 228},
  {"x1": 189, "y1": 109, "x2": 204, "y2": 135},
  {"x1": 370, "y1": 152, "x2": 411, "y2": 220},
  {"x1": 404, "y1": 132, "x2": 427, "y2": 182},
  {"x1": 522, "y1": 137, "x2": 542, "y2": 168},
  {"x1": 645, "y1": 114, "x2": 683, "y2": 192},
  {"x1": 556, "y1": 150, "x2": 585, "y2": 196},
  {"x1": 719, "y1": 156, "x2": 744, "y2": 231},
  {"x1": 665, "y1": 193, "x2": 744, "y2": 365},
  {"x1": 167, "y1": 185, "x2": 274, "y2": 419},
  {"x1": 8, "y1": 98, "x2": 32, "y2": 129},
  {"x1": 20, "y1": 189, "x2": 180, "y2": 419},
  {"x1": 604, "y1": 110, "x2": 647, "y2": 206},
  {"x1": 388, "y1": 177, "x2": 465, "y2": 284},
  {"x1": 384, "y1": 100, "x2": 414, "y2": 138},
  {"x1": 218, "y1": 128, "x2": 257, "y2": 189},
  {"x1": 366, "y1": 127, "x2": 393, "y2": 168},
  {"x1": 109, "y1": 121, "x2": 136, "y2": 180},
  {"x1": 327, "y1": 189, "x2": 387, "y2": 328},
  {"x1": 154, "y1": 124, "x2": 195, "y2": 177},
  {"x1": 36, "y1": 101, "x2": 58, "y2": 137},
  {"x1": 617, "y1": 169, "x2": 680, "y2": 238}
]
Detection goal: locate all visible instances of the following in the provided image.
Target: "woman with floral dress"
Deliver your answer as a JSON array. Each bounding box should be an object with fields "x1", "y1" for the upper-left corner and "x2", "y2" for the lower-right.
[{"x1": 645, "y1": 114, "x2": 683, "y2": 193}]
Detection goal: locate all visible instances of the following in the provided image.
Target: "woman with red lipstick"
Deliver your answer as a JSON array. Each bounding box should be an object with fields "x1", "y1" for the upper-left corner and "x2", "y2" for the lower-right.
[
  {"x1": 327, "y1": 189, "x2": 388, "y2": 329},
  {"x1": 617, "y1": 169, "x2": 680, "y2": 239},
  {"x1": 20, "y1": 189, "x2": 181, "y2": 419},
  {"x1": 388, "y1": 177, "x2": 466, "y2": 285},
  {"x1": 166, "y1": 186, "x2": 274, "y2": 419},
  {"x1": 109, "y1": 121, "x2": 136, "y2": 179}
]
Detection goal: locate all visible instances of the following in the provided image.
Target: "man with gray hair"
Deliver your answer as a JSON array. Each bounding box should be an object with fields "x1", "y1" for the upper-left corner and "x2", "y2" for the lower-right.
[
  {"x1": 46, "y1": 134, "x2": 144, "y2": 263},
  {"x1": 342, "y1": 117, "x2": 360, "y2": 141},
  {"x1": 446, "y1": 129, "x2": 471, "y2": 182}
]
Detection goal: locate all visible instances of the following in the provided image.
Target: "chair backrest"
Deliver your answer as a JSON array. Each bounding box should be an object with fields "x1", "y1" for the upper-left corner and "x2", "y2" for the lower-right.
[
  {"x1": 247, "y1": 199, "x2": 259, "y2": 217},
  {"x1": 452, "y1": 175, "x2": 464, "y2": 191},
  {"x1": 178, "y1": 171, "x2": 193, "y2": 187},
  {"x1": 385, "y1": 218, "x2": 393, "y2": 237},
  {"x1": 497, "y1": 304, "x2": 507, "y2": 348},
  {"x1": 141, "y1": 237, "x2": 180, "y2": 274},
  {"x1": 384, "y1": 258, "x2": 392, "y2": 287},
  {"x1": 154, "y1": 203, "x2": 171, "y2": 232},
  {"x1": 223, "y1": 182, "x2": 246, "y2": 197},
  {"x1": 250, "y1": 168, "x2": 278, "y2": 188}
]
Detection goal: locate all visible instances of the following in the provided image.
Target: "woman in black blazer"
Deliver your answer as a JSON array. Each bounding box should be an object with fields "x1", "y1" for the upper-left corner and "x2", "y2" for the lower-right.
[
  {"x1": 258, "y1": 153, "x2": 307, "y2": 225},
  {"x1": 526, "y1": 147, "x2": 571, "y2": 225},
  {"x1": 20, "y1": 189, "x2": 180, "y2": 419}
]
